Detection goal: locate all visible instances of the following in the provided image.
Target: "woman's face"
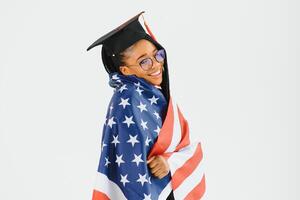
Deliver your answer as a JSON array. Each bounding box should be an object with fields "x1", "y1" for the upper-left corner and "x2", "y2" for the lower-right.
[{"x1": 119, "y1": 39, "x2": 164, "y2": 86}]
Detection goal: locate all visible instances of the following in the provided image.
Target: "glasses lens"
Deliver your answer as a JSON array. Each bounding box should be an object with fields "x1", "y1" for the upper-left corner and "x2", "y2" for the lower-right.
[
  {"x1": 139, "y1": 58, "x2": 153, "y2": 70},
  {"x1": 155, "y1": 49, "x2": 165, "y2": 62}
]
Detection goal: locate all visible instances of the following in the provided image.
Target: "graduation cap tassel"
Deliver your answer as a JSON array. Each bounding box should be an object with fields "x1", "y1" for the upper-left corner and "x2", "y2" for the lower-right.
[{"x1": 142, "y1": 14, "x2": 157, "y2": 41}]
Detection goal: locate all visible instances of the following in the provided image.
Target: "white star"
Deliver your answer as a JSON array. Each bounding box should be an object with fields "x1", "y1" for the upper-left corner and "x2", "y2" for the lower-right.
[
  {"x1": 154, "y1": 126, "x2": 161, "y2": 135},
  {"x1": 137, "y1": 101, "x2": 147, "y2": 112},
  {"x1": 122, "y1": 115, "x2": 135, "y2": 128},
  {"x1": 132, "y1": 153, "x2": 144, "y2": 166},
  {"x1": 104, "y1": 157, "x2": 111, "y2": 167},
  {"x1": 136, "y1": 87, "x2": 144, "y2": 96},
  {"x1": 120, "y1": 174, "x2": 130, "y2": 187},
  {"x1": 119, "y1": 84, "x2": 128, "y2": 93},
  {"x1": 115, "y1": 154, "x2": 125, "y2": 167},
  {"x1": 148, "y1": 95, "x2": 159, "y2": 105},
  {"x1": 148, "y1": 176, "x2": 152, "y2": 184},
  {"x1": 136, "y1": 173, "x2": 148, "y2": 186},
  {"x1": 143, "y1": 193, "x2": 152, "y2": 200},
  {"x1": 101, "y1": 142, "x2": 107, "y2": 152},
  {"x1": 145, "y1": 136, "x2": 151, "y2": 146},
  {"x1": 109, "y1": 105, "x2": 114, "y2": 111},
  {"x1": 112, "y1": 74, "x2": 119, "y2": 80},
  {"x1": 107, "y1": 116, "x2": 117, "y2": 128},
  {"x1": 119, "y1": 97, "x2": 131, "y2": 109},
  {"x1": 111, "y1": 134, "x2": 120, "y2": 147},
  {"x1": 153, "y1": 111, "x2": 160, "y2": 119},
  {"x1": 141, "y1": 119, "x2": 148, "y2": 130},
  {"x1": 134, "y1": 81, "x2": 141, "y2": 87},
  {"x1": 127, "y1": 134, "x2": 140, "y2": 147}
]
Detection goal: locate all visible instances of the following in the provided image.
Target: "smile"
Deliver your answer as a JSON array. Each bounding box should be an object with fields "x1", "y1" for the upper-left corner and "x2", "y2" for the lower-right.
[{"x1": 149, "y1": 69, "x2": 162, "y2": 77}]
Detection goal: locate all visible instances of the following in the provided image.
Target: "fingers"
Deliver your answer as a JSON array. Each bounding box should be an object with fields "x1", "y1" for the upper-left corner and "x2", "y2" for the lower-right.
[
  {"x1": 147, "y1": 156, "x2": 155, "y2": 164},
  {"x1": 153, "y1": 168, "x2": 169, "y2": 179},
  {"x1": 147, "y1": 156, "x2": 170, "y2": 179}
]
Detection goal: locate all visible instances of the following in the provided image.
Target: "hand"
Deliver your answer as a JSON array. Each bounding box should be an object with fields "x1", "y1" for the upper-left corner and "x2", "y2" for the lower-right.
[{"x1": 147, "y1": 155, "x2": 170, "y2": 179}]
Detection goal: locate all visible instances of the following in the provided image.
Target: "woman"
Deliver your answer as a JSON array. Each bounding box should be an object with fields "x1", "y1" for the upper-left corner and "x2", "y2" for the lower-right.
[{"x1": 87, "y1": 11, "x2": 205, "y2": 200}]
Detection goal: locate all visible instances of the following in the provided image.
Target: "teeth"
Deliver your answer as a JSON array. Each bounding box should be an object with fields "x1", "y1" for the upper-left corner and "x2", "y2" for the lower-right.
[{"x1": 150, "y1": 70, "x2": 161, "y2": 76}]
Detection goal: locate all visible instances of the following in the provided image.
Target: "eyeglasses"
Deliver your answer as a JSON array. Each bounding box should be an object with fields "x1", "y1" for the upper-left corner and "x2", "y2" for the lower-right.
[{"x1": 125, "y1": 49, "x2": 165, "y2": 71}]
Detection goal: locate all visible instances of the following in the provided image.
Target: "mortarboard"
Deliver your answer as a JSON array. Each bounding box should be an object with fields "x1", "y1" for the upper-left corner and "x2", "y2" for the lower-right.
[{"x1": 86, "y1": 11, "x2": 170, "y2": 102}]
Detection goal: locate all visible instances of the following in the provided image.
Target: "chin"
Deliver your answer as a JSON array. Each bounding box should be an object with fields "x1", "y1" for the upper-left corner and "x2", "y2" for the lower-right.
[{"x1": 148, "y1": 77, "x2": 162, "y2": 86}]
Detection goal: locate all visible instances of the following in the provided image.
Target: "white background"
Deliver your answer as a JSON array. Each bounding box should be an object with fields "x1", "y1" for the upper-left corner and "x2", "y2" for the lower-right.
[{"x1": 0, "y1": 0, "x2": 299, "y2": 199}]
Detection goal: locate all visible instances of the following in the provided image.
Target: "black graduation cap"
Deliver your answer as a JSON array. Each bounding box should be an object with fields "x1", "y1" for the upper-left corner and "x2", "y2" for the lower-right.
[{"x1": 86, "y1": 11, "x2": 170, "y2": 102}]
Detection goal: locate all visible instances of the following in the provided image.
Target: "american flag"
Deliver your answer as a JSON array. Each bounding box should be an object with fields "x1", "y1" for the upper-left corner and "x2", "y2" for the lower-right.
[{"x1": 92, "y1": 72, "x2": 206, "y2": 200}]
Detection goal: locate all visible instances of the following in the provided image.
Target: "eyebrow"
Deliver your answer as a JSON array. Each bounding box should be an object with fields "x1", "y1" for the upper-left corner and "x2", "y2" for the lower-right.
[{"x1": 136, "y1": 48, "x2": 157, "y2": 61}]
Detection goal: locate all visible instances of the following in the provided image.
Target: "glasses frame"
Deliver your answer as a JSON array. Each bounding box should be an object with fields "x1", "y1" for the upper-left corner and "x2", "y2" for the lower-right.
[{"x1": 125, "y1": 49, "x2": 165, "y2": 71}]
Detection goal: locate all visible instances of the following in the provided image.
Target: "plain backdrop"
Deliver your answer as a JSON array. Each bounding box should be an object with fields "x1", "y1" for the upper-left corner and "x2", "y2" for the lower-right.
[{"x1": 0, "y1": 0, "x2": 299, "y2": 199}]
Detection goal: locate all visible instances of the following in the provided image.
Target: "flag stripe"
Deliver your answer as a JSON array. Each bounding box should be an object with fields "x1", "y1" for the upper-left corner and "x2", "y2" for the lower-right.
[
  {"x1": 174, "y1": 156, "x2": 205, "y2": 199},
  {"x1": 175, "y1": 104, "x2": 191, "y2": 150},
  {"x1": 184, "y1": 174, "x2": 206, "y2": 200},
  {"x1": 172, "y1": 143, "x2": 203, "y2": 190},
  {"x1": 93, "y1": 171, "x2": 127, "y2": 200},
  {"x1": 92, "y1": 190, "x2": 110, "y2": 200},
  {"x1": 157, "y1": 181, "x2": 172, "y2": 200},
  {"x1": 148, "y1": 96, "x2": 174, "y2": 158},
  {"x1": 166, "y1": 100, "x2": 182, "y2": 153}
]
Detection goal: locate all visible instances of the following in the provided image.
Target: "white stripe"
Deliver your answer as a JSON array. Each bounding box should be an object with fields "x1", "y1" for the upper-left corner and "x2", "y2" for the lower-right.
[
  {"x1": 94, "y1": 171, "x2": 127, "y2": 200},
  {"x1": 174, "y1": 153, "x2": 205, "y2": 199},
  {"x1": 167, "y1": 142, "x2": 199, "y2": 176},
  {"x1": 158, "y1": 181, "x2": 172, "y2": 200},
  {"x1": 166, "y1": 99, "x2": 182, "y2": 153}
]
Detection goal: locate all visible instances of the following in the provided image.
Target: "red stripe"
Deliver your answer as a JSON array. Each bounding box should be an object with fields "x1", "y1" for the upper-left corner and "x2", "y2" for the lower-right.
[
  {"x1": 175, "y1": 104, "x2": 191, "y2": 151},
  {"x1": 184, "y1": 174, "x2": 206, "y2": 200},
  {"x1": 160, "y1": 103, "x2": 192, "y2": 161},
  {"x1": 144, "y1": 21, "x2": 157, "y2": 41},
  {"x1": 148, "y1": 96, "x2": 174, "y2": 159},
  {"x1": 92, "y1": 189, "x2": 110, "y2": 200},
  {"x1": 172, "y1": 143, "x2": 203, "y2": 190}
]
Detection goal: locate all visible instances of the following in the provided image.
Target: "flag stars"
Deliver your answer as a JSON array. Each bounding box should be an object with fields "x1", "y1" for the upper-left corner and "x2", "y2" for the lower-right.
[
  {"x1": 101, "y1": 142, "x2": 107, "y2": 152},
  {"x1": 145, "y1": 136, "x2": 151, "y2": 146},
  {"x1": 137, "y1": 101, "x2": 147, "y2": 112},
  {"x1": 127, "y1": 134, "x2": 140, "y2": 147},
  {"x1": 132, "y1": 153, "x2": 144, "y2": 166},
  {"x1": 115, "y1": 154, "x2": 125, "y2": 167},
  {"x1": 148, "y1": 95, "x2": 159, "y2": 105},
  {"x1": 119, "y1": 84, "x2": 128, "y2": 93},
  {"x1": 112, "y1": 74, "x2": 119, "y2": 80},
  {"x1": 104, "y1": 157, "x2": 111, "y2": 167},
  {"x1": 154, "y1": 126, "x2": 161, "y2": 135},
  {"x1": 123, "y1": 115, "x2": 135, "y2": 128},
  {"x1": 119, "y1": 97, "x2": 131, "y2": 109},
  {"x1": 134, "y1": 81, "x2": 141, "y2": 87},
  {"x1": 120, "y1": 174, "x2": 130, "y2": 187},
  {"x1": 111, "y1": 134, "x2": 120, "y2": 147},
  {"x1": 143, "y1": 193, "x2": 152, "y2": 200},
  {"x1": 153, "y1": 111, "x2": 160, "y2": 119},
  {"x1": 107, "y1": 116, "x2": 117, "y2": 128},
  {"x1": 109, "y1": 105, "x2": 114, "y2": 112},
  {"x1": 136, "y1": 173, "x2": 148, "y2": 186},
  {"x1": 136, "y1": 87, "x2": 144, "y2": 96},
  {"x1": 141, "y1": 119, "x2": 148, "y2": 130}
]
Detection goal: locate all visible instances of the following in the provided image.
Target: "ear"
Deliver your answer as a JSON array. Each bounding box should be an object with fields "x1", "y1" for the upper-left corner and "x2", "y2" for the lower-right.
[{"x1": 119, "y1": 65, "x2": 132, "y2": 75}]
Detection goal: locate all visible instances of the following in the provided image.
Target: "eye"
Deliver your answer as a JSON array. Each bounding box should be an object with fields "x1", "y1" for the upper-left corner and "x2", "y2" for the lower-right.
[
  {"x1": 139, "y1": 58, "x2": 152, "y2": 67},
  {"x1": 155, "y1": 49, "x2": 165, "y2": 62}
]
